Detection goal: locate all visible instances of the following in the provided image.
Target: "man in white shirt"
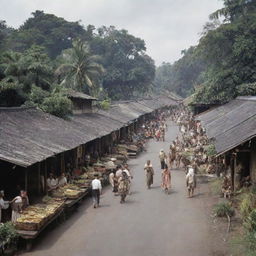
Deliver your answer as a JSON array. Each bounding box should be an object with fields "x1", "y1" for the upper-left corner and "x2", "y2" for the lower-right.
[{"x1": 91, "y1": 174, "x2": 102, "y2": 208}]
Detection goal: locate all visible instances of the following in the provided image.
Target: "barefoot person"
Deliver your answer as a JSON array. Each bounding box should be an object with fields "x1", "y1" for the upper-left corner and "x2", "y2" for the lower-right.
[
  {"x1": 144, "y1": 160, "x2": 154, "y2": 189},
  {"x1": 118, "y1": 172, "x2": 130, "y2": 204},
  {"x1": 186, "y1": 167, "x2": 196, "y2": 198},
  {"x1": 161, "y1": 165, "x2": 171, "y2": 194}
]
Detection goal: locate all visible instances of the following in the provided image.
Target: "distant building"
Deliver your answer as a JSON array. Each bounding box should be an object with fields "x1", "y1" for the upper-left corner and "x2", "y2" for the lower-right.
[{"x1": 67, "y1": 90, "x2": 97, "y2": 114}]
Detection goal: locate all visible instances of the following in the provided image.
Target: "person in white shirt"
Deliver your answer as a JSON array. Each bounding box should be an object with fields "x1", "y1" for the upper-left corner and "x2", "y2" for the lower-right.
[
  {"x1": 91, "y1": 174, "x2": 102, "y2": 208},
  {"x1": 58, "y1": 173, "x2": 67, "y2": 187},
  {"x1": 0, "y1": 191, "x2": 9, "y2": 223},
  {"x1": 186, "y1": 167, "x2": 197, "y2": 198},
  {"x1": 47, "y1": 173, "x2": 58, "y2": 191}
]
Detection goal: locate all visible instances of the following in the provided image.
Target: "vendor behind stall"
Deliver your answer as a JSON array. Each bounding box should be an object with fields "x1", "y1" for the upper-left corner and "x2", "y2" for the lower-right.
[
  {"x1": 10, "y1": 192, "x2": 23, "y2": 223},
  {"x1": 47, "y1": 173, "x2": 58, "y2": 191},
  {"x1": 58, "y1": 173, "x2": 68, "y2": 187}
]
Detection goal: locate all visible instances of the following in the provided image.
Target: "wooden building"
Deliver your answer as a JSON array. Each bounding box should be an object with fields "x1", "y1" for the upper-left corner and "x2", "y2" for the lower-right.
[
  {"x1": 0, "y1": 94, "x2": 179, "y2": 201},
  {"x1": 196, "y1": 96, "x2": 256, "y2": 190},
  {"x1": 67, "y1": 89, "x2": 97, "y2": 114}
]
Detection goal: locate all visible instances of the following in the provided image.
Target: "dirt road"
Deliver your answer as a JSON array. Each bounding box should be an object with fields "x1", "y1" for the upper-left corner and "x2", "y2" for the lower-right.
[{"x1": 22, "y1": 121, "x2": 212, "y2": 256}]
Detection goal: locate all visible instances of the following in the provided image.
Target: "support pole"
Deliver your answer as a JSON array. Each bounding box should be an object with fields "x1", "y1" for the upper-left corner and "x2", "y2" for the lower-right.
[{"x1": 38, "y1": 162, "x2": 41, "y2": 194}]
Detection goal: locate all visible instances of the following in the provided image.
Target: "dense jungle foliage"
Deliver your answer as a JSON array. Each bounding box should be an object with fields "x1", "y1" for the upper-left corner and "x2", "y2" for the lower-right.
[
  {"x1": 0, "y1": 11, "x2": 155, "y2": 117},
  {"x1": 155, "y1": 0, "x2": 256, "y2": 104}
]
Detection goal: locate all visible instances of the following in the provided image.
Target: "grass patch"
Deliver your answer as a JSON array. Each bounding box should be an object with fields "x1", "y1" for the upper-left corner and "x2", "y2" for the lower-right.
[
  {"x1": 213, "y1": 202, "x2": 235, "y2": 217},
  {"x1": 231, "y1": 231, "x2": 256, "y2": 256},
  {"x1": 209, "y1": 178, "x2": 222, "y2": 195}
]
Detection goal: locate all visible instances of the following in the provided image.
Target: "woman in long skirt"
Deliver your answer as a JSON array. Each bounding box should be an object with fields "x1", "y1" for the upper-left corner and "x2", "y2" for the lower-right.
[
  {"x1": 118, "y1": 172, "x2": 130, "y2": 203},
  {"x1": 161, "y1": 166, "x2": 171, "y2": 194},
  {"x1": 144, "y1": 160, "x2": 154, "y2": 189}
]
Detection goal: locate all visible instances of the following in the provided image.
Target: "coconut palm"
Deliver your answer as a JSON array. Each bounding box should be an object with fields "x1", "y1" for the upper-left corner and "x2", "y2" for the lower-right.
[{"x1": 56, "y1": 40, "x2": 104, "y2": 94}]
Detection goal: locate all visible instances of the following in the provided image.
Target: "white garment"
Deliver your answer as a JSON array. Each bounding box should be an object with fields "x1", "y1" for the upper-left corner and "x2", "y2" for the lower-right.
[
  {"x1": 58, "y1": 177, "x2": 67, "y2": 186},
  {"x1": 186, "y1": 168, "x2": 195, "y2": 184},
  {"x1": 11, "y1": 196, "x2": 22, "y2": 223},
  {"x1": 116, "y1": 169, "x2": 123, "y2": 178},
  {"x1": 109, "y1": 173, "x2": 114, "y2": 187},
  {"x1": 47, "y1": 178, "x2": 58, "y2": 189},
  {"x1": 0, "y1": 198, "x2": 9, "y2": 223},
  {"x1": 123, "y1": 169, "x2": 131, "y2": 178},
  {"x1": 91, "y1": 179, "x2": 102, "y2": 190}
]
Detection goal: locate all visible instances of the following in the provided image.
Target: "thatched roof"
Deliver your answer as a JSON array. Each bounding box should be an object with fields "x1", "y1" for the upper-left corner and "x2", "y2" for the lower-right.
[
  {"x1": 196, "y1": 96, "x2": 256, "y2": 155},
  {"x1": 67, "y1": 89, "x2": 97, "y2": 100}
]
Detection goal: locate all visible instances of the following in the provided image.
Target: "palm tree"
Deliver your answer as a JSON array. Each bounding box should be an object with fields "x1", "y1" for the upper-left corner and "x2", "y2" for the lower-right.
[{"x1": 56, "y1": 40, "x2": 104, "y2": 94}]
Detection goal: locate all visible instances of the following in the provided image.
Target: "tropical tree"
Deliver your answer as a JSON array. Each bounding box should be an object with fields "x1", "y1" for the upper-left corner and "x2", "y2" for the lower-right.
[
  {"x1": 191, "y1": 0, "x2": 256, "y2": 104},
  {"x1": 90, "y1": 26, "x2": 155, "y2": 99},
  {"x1": 56, "y1": 40, "x2": 104, "y2": 95},
  {"x1": 8, "y1": 10, "x2": 88, "y2": 58}
]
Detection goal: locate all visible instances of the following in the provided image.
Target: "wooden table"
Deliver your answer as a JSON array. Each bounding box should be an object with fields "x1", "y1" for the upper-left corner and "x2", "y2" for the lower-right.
[
  {"x1": 64, "y1": 190, "x2": 89, "y2": 208},
  {"x1": 16, "y1": 209, "x2": 64, "y2": 251}
]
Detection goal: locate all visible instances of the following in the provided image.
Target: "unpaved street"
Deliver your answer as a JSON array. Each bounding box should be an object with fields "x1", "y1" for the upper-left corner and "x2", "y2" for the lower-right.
[{"x1": 22, "y1": 121, "x2": 212, "y2": 256}]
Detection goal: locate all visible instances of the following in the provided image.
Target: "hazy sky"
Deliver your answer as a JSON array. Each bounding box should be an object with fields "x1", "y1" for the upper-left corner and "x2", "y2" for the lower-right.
[{"x1": 0, "y1": 0, "x2": 223, "y2": 65}]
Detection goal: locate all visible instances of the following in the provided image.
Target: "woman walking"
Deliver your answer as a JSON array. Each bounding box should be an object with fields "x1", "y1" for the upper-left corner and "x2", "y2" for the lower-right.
[
  {"x1": 144, "y1": 160, "x2": 154, "y2": 189},
  {"x1": 186, "y1": 167, "x2": 197, "y2": 198},
  {"x1": 118, "y1": 172, "x2": 130, "y2": 203},
  {"x1": 161, "y1": 165, "x2": 171, "y2": 194}
]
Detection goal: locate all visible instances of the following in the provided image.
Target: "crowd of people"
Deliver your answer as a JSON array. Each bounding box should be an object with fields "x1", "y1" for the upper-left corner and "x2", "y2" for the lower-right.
[{"x1": 141, "y1": 112, "x2": 169, "y2": 142}]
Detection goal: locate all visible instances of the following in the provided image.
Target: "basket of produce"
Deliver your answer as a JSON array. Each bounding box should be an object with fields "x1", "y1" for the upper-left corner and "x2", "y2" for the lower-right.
[
  {"x1": 64, "y1": 189, "x2": 82, "y2": 199},
  {"x1": 15, "y1": 216, "x2": 45, "y2": 231}
]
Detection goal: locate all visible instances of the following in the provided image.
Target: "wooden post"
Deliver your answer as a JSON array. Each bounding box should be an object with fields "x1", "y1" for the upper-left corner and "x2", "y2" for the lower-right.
[
  {"x1": 25, "y1": 168, "x2": 28, "y2": 191},
  {"x1": 233, "y1": 156, "x2": 237, "y2": 191},
  {"x1": 44, "y1": 161, "x2": 47, "y2": 194},
  {"x1": 38, "y1": 162, "x2": 41, "y2": 194}
]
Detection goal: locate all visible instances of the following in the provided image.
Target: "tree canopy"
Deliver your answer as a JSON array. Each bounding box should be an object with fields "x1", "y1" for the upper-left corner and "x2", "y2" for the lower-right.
[
  {"x1": 155, "y1": 0, "x2": 256, "y2": 104},
  {"x1": 90, "y1": 26, "x2": 155, "y2": 99},
  {"x1": 0, "y1": 11, "x2": 156, "y2": 117}
]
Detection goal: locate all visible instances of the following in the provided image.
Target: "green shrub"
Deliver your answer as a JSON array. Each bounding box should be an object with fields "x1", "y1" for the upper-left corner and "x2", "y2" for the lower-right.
[
  {"x1": 245, "y1": 209, "x2": 256, "y2": 232},
  {"x1": 213, "y1": 202, "x2": 235, "y2": 217},
  {"x1": 0, "y1": 222, "x2": 18, "y2": 243},
  {"x1": 29, "y1": 84, "x2": 50, "y2": 104},
  {"x1": 250, "y1": 185, "x2": 256, "y2": 195},
  {"x1": 98, "y1": 99, "x2": 110, "y2": 110},
  {"x1": 206, "y1": 144, "x2": 216, "y2": 156},
  {"x1": 231, "y1": 231, "x2": 256, "y2": 256},
  {"x1": 42, "y1": 94, "x2": 72, "y2": 118},
  {"x1": 210, "y1": 178, "x2": 222, "y2": 195},
  {"x1": 238, "y1": 192, "x2": 256, "y2": 220}
]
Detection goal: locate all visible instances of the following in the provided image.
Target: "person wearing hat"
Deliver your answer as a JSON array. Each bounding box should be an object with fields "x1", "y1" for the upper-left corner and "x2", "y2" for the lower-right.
[
  {"x1": 91, "y1": 174, "x2": 102, "y2": 208},
  {"x1": 0, "y1": 191, "x2": 9, "y2": 223}
]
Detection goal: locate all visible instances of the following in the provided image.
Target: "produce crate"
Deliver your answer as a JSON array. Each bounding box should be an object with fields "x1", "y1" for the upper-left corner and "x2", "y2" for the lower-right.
[{"x1": 15, "y1": 218, "x2": 45, "y2": 231}]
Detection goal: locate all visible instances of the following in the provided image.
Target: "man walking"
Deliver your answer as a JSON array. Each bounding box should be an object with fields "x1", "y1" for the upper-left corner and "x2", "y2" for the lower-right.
[
  {"x1": 159, "y1": 149, "x2": 167, "y2": 170},
  {"x1": 91, "y1": 174, "x2": 102, "y2": 208}
]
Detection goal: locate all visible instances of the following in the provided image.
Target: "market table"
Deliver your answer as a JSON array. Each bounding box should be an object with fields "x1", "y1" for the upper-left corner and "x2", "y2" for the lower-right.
[
  {"x1": 16, "y1": 209, "x2": 64, "y2": 251},
  {"x1": 64, "y1": 189, "x2": 89, "y2": 208}
]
